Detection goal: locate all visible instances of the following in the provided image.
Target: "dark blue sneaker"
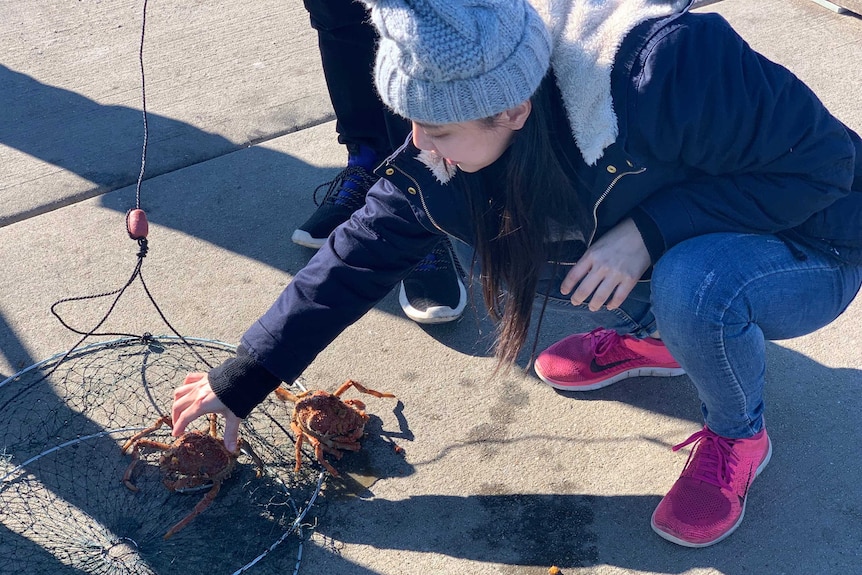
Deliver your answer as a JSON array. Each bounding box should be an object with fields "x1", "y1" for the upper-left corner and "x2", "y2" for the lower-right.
[
  {"x1": 291, "y1": 165, "x2": 377, "y2": 248},
  {"x1": 399, "y1": 239, "x2": 467, "y2": 324},
  {"x1": 292, "y1": 145, "x2": 379, "y2": 249}
]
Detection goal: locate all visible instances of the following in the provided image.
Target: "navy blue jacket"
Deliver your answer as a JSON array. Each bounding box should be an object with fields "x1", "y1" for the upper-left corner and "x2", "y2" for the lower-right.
[{"x1": 211, "y1": 11, "x2": 861, "y2": 418}]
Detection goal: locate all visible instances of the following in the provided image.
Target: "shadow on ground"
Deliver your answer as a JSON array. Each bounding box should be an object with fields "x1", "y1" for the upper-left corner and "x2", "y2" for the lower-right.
[{"x1": 299, "y1": 343, "x2": 862, "y2": 575}]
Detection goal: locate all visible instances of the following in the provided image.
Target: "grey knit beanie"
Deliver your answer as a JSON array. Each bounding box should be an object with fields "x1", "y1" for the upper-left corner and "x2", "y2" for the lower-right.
[{"x1": 362, "y1": 0, "x2": 552, "y2": 124}]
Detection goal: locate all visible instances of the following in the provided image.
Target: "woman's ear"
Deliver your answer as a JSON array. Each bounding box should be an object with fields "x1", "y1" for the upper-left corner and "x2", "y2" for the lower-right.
[{"x1": 498, "y1": 100, "x2": 532, "y2": 130}]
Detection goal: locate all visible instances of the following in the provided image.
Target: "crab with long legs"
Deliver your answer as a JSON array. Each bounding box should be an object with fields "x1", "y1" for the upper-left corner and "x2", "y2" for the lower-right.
[
  {"x1": 274, "y1": 379, "x2": 396, "y2": 477},
  {"x1": 121, "y1": 413, "x2": 264, "y2": 539}
]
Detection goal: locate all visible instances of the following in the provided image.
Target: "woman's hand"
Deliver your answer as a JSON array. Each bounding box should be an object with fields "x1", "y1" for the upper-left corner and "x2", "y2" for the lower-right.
[
  {"x1": 172, "y1": 372, "x2": 242, "y2": 452},
  {"x1": 561, "y1": 218, "x2": 651, "y2": 311}
]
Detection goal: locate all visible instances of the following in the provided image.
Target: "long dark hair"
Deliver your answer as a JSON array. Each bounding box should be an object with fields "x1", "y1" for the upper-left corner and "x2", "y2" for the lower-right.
[{"x1": 459, "y1": 77, "x2": 587, "y2": 370}]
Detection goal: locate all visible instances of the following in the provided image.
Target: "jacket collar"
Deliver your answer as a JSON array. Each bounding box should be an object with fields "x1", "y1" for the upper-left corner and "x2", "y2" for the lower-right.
[
  {"x1": 532, "y1": 0, "x2": 692, "y2": 165},
  {"x1": 383, "y1": 133, "x2": 459, "y2": 185}
]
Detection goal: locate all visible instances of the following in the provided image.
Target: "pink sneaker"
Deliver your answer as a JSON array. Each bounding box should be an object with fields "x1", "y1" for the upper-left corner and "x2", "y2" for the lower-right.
[
  {"x1": 651, "y1": 426, "x2": 772, "y2": 547},
  {"x1": 533, "y1": 328, "x2": 684, "y2": 391}
]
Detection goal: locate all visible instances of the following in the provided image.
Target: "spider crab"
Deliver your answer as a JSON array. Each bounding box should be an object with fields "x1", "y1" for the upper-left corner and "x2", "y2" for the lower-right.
[
  {"x1": 121, "y1": 414, "x2": 263, "y2": 539},
  {"x1": 274, "y1": 379, "x2": 395, "y2": 477}
]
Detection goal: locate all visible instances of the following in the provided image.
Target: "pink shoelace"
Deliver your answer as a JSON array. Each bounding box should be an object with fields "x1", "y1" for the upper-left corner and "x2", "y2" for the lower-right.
[
  {"x1": 672, "y1": 428, "x2": 738, "y2": 491},
  {"x1": 588, "y1": 328, "x2": 624, "y2": 358}
]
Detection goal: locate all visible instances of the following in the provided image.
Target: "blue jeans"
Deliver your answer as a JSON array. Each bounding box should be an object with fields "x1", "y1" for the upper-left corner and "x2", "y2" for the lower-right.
[{"x1": 538, "y1": 233, "x2": 862, "y2": 439}]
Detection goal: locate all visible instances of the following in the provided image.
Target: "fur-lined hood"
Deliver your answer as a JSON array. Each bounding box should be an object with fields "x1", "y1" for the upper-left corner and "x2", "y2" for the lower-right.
[
  {"x1": 416, "y1": 0, "x2": 693, "y2": 181},
  {"x1": 532, "y1": 0, "x2": 692, "y2": 165}
]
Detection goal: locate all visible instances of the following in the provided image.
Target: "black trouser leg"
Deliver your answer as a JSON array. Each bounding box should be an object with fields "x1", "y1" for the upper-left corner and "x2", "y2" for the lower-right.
[{"x1": 304, "y1": 0, "x2": 407, "y2": 156}]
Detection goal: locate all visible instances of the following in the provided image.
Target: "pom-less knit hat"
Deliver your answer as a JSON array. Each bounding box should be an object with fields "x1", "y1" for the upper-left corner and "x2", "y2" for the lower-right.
[{"x1": 362, "y1": 0, "x2": 552, "y2": 124}]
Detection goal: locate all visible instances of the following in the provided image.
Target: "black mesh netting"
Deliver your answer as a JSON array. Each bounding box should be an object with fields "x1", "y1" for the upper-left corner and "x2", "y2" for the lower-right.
[{"x1": 0, "y1": 336, "x2": 324, "y2": 574}]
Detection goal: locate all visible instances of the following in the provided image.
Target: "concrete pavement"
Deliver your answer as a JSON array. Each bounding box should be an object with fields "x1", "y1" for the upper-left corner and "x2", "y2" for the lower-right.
[{"x1": 2, "y1": 1, "x2": 862, "y2": 574}]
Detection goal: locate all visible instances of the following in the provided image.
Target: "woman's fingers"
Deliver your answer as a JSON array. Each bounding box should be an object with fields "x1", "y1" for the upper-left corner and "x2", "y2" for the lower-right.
[
  {"x1": 606, "y1": 277, "x2": 637, "y2": 310},
  {"x1": 569, "y1": 269, "x2": 601, "y2": 307},
  {"x1": 222, "y1": 414, "x2": 241, "y2": 453},
  {"x1": 172, "y1": 373, "x2": 223, "y2": 436},
  {"x1": 560, "y1": 259, "x2": 588, "y2": 295},
  {"x1": 171, "y1": 372, "x2": 241, "y2": 451},
  {"x1": 585, "y1": 276, "x2": 619, "y2": 311},
  {"x1": 562, "y1": 260, "x2": 641, "y2": 311},
  {"x1": 562, "y1": 218, "x2": 650, "y2": 311}
]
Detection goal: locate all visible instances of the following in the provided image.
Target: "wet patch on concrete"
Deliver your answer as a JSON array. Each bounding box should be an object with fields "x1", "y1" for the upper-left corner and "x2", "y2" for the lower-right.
[{"x1": 469, "y1": 493, "x2": 598, "y2": 569}]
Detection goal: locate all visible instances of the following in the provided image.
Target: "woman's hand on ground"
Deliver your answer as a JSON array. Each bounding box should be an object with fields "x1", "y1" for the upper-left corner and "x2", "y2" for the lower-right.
[
  {"x1": 561, "y1": 218, "x2": 651, "y2": 311},
  {"x1": 172, "y1": 372, "x2": 241, "y2": 452}
]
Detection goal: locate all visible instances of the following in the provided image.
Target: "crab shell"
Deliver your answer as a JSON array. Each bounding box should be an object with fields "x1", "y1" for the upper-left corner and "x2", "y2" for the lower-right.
[
  {"x1": 291, "y1": 390, "x2": 369, "y2": 449},
  {"x1": 158, "y1": 431, "x2": 238, "y2": 491}
]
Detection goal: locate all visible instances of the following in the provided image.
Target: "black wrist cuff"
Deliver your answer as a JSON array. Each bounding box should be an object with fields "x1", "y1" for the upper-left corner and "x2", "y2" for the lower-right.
[
  {"x1": 628, "y1": 207, "x2": 666, "y2": 264},
  {"x1": 208, "y1": 345, "x2": 282, "y2": 419}
]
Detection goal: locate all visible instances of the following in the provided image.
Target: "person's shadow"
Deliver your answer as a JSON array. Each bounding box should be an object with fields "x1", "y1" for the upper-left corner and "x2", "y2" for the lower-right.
[{"x1": 0, "y1": 64, "x2": 265, "y2": 226}]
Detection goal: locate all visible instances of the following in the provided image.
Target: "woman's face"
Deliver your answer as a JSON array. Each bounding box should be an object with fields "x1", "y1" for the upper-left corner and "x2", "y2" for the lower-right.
[{"x1": 411, "y1": 104, "x2": 531, "y2": 173}]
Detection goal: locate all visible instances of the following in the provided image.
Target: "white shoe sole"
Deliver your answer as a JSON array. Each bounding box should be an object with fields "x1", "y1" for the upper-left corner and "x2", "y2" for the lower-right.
[
  {"x1": 535, "y1": 365, "x2": 686, "y2": 391},
  {"x1": 398, "y1": 280, "x2": 467, "y2": 324},
  {"x1": 291, "y1": 230, "x2": 325, "y2": 249}
]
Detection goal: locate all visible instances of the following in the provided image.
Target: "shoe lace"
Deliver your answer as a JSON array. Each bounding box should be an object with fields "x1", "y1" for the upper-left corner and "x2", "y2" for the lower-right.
[
  {"x1": 313, "y1": 166, "x2": 377, "y2": 211},
  {"x1": 412, "y1": 240, "x2": 454, "y2": 274},
  {"x1": 588, "y1": 328, "x2": 623, "y2": 358},
  {"x1": 673, "y1": 428, "x2": 737, "y2": 490}
]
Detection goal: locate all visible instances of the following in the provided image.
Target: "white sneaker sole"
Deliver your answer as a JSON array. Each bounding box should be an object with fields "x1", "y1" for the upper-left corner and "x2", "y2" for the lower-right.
[
  {"x1": 291, "y1": 230, "x2": 325, "y2": 249},
  {"x1": 398, "y1": 280, "x2": 467, "y2": 325},
  {"x1": 535, "y1": 365, "x2": 686, "y2": 391}
]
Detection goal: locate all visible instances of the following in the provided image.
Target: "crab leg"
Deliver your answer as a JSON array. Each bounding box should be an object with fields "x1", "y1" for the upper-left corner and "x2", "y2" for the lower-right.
[
  {"x1": 163, "y1": 482, "x2": 222, "y2": 540},
  {"x1": 121, "y1": 415, "x2": 172, "y2": 454},
  {"x1": 333, "y1": 379, "x2": 395, "y2": 399},
  {"x1": 122, "y1": 446, "x2": 143, "y2": 492},
  {"x1": 308, "y1": 436, "x2": 341, "y2": 477},
  {"x1": 290, "y1": 422, "x2": 306, "y2": 473},
  {"x1": 273, "y1": 387, "x2": 311, "y2": 403},
  {"x1": 237, "y1": 438, "x2": 265, "y2": 478},
  {"x1": 328, "y1": 439, "x2": 363, "y2": 452},
  {"x1": 315, "y1": 441, "x2": 346, "y2": 458},
  {"x1": 291, "y1": 422, "x2": 341, "y2": 476},
  {"x1": 121, "y1": 439, "x2": 173, "y2": 491}
]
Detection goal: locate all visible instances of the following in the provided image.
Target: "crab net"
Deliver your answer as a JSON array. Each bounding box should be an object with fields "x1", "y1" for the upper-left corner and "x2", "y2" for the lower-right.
[{"x1": 0, "y1": 336, "x2": 324, "y2": 575}]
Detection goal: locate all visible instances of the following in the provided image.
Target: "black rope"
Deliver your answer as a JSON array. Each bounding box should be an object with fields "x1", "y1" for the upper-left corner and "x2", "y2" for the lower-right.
[
  {"x1": 34, "y1": 0, "x2": 214, "y2": 393},
  {"x1": 134, "y1": 0, "x2": 149, "y2": 210}
]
